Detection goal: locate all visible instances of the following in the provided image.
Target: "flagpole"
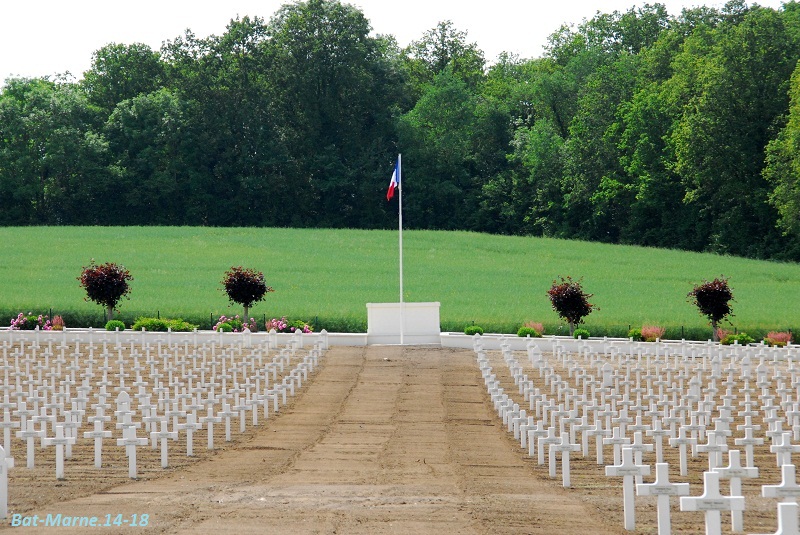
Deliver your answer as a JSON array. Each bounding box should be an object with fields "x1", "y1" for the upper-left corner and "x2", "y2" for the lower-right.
[{"x1": 398, "y1": 153, "x2": 404, "y2": 346}]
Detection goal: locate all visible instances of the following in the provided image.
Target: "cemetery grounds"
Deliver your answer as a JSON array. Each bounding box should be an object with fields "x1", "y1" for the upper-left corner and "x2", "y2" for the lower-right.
[{"x1": 0, "y1": 332, "x2": 796, "y2": 534}]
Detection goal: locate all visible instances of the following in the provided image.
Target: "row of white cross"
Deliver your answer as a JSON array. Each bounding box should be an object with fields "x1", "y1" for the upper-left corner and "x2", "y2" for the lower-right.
[
  {"x1": 0, "y1": 333, "x2": 326, "y2": 519},
  {"x1": 476, "y1": 337, "x2": 800, "y2": 534}
]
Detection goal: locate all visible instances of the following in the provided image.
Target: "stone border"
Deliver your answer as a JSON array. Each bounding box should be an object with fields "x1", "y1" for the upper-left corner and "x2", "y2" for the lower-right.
[{"x1": 0, "y1": 328, "x2": 795, "y2": 357}]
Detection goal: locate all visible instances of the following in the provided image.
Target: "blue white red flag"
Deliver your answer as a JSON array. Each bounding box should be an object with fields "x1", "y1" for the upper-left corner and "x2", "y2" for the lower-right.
[{"x1": 386, "y1": 157, "x2": 400, "y2": 201}]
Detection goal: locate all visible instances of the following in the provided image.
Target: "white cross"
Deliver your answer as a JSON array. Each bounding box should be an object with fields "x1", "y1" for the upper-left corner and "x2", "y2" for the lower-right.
[
  {"x1": 572, "y1": 415, "x2": 595, "y2": 457},
  {"x1": 116, "y1": 426, "x2": 149, "y2": 479},
  {"x1": 605, "y1": 446, "x2": 651, "y2": 530},
  {"x1": 200, "y1": 407, "x2": 222, "y2": 450},
  {"x1": 15, "y1": 419, "x2": 42, "y2": 469},
  {"x1": 82, "y1": 419, "x2": 112, "y2": 468},
  {"x1": 771, "y1": 432, "x2": 800, "y2": 467},
  {"x1": 629, "y1": 431, "x2": 654, "y2": 485},
  {"x1": 587, "y1": 419, "x2": 611, "y2": 465},
  {"x1": 636, "y1": 462, "x2": 689, "y2": 535},
  {"x1": 150, "y1": 419, "x2": 178, "y2": 468},
  {"x1": 763, "y1": 464, "x2": 800, "y2": 503},
  {"x1": 680, "y1": 471, "x2": 745, "y2": 535},
  {"x1": 749, "y1": 502, "x2": 800, "y2": 535},
  {"x1": 549, "y1": 431, "x2": 581, "y2": 487},
  {"x1": 177, "y1": 413, "x2": 203, "y2": 457},
  {"x1": 646, "y1": 418, "x2": 673, "y2": 463},
  {"x1": 217, "y1": 402, "x2": 236, "y2": 442},
  {"x1": 734, "y1": 426, "x2": 764, "y2": 468},
  {"x1": 41, "y1": 425, "x2": 75, "y2": 480},
  {"x1": 527, "y1": 421, "x2": 548, "y2": 459},
  {"x1": 0, "y1": 445, "x2": 12, "y2": 519},
  {"x1": 696, "y1": 430, "x2": 728, "y2": 471},
  {"x1": 713, "y1": 450, "x2": 758, "y2": 532},
  {"x1": 537, "y1": 427, "x2": 560, "y2": 466},
  {"x1": 603, "y1": 426, "x2": 631, "y2": 466},
  {"x1": 0, "y1": 409, "x2": 19, "y2": 461}
]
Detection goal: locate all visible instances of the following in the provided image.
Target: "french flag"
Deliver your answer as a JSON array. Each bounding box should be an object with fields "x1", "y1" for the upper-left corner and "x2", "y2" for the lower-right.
[{"x1": 386, "y1": 157, "x2": 400, "y2": 201}]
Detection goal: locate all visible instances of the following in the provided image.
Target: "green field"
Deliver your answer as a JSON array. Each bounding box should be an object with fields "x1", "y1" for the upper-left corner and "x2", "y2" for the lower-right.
[{"x1": 1, "y1": 226, "x2": 798, "y2": 339}]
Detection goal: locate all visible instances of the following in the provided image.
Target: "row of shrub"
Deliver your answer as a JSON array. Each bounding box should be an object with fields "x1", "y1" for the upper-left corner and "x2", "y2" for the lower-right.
[
  {"x1": 101, "y1": 315, "x2": 314, "y2": 334},
  {"x1": 4, "y1": 308, "x2": 795, "y2": 345},
  {"x1": 464, "y1": 322, "x2": 793, "y2": 346}
]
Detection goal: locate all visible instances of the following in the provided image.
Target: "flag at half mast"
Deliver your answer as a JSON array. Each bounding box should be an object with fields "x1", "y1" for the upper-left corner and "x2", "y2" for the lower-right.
[{"x1": 386, "y1": 157, "x2": 400, "y2": 201}]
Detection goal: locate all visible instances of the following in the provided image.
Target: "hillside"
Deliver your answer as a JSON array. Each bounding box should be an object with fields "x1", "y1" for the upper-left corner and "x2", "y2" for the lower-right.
[{"x1": 1, "y1": 226, "x2": 798, "y2": 337}]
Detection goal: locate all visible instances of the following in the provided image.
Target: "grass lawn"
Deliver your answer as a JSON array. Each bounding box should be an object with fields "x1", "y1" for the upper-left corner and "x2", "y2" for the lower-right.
[{"x1": 1, "y1": 226, "x2": 798, "y2": 338}]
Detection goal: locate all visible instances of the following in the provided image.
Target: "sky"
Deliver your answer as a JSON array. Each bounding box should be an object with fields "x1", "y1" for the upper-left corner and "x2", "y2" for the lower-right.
[{"x1": 0, "y1": 0, "x2": 788, "y2": 84}]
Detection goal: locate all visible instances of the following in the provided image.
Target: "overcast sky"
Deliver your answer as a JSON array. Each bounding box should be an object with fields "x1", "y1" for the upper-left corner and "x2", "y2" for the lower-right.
[{"x1": 0, "y1": 0, "x2": 788, "y2": 84}]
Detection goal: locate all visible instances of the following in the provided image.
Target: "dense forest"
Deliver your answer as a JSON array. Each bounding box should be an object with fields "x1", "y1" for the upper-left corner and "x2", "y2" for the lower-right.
[{"x1": 3, "y1": 0, "x2": 800, "y2": 261}]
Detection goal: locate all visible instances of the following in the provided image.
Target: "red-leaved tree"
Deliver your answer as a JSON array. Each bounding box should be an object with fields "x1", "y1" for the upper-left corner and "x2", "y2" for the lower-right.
[
  {"x1": 221, "y1": 266, "x2": 274, "y2": 319},
  {"x1": 78, "y1": 260, "x2": 133, "y2": 320},
  {"x1": 547, "y1": 276, "x2": 597, "y2": 336},
  {"x1": 687, "y1": 276, "x2": 734, "y2": 341}
]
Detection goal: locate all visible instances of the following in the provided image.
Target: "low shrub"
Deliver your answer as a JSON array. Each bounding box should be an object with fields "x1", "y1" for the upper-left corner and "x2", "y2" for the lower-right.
[
  {"x1": 132, "y1": 317, "x2": 169, "y2": 331},
  {"x1": 641, "y1": 325, "x2": 666, "y2": 342},
  {"x1": 51, "y1": 315, "x2": 65, "y2": 331},
  {"x1": 720, "y1": 332, "x2": 755, "y2": 345},
  {"x1": 573, "y1": 328, "x2": 591, "y2": 339},
  {"x1": 464, "y1": 325, "x2": 484, "y2": 336},
  {"x1": 523, "y1": 321, "x2": 545, "y2": 335},
  {"x1": 10, "y1": 313, "x2": 51, "y2": 331},
  {"x1": 216, "y1": 322, "x2": 233, "y2": 332},
  {"x1": 265, "y1": 316, "x2": 313, "y2": 333},
  {"x1": 517, "y1": 326, "x2": 542, "y2": 337},
  {"x1": 213, "y1": 315, "x2": 257, "y2": 333},
  {"x1": 167, "y1": 319, "x2": 198, "y2": 332},
  {"x1": 628, "y1": 328, "x2": 643, "y2": 341},
  {"x1": 105, "y1": 320, "x2": 125, "y2": 331},
  {"x1": 764, "y1": 331, "x2": 792, "y2": 347},
  {"x1": 131, "y1": 317, "x2": 198, "y2": 332}
]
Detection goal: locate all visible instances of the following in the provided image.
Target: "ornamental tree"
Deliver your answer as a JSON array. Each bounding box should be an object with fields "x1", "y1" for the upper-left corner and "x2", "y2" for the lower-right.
[
  {"x1": 78, "y1": 260, "x2": 133, "y2": 320},
  {"x1": 221, "y1": 266, "x2": 274, "y2": 320},
  {"x1": 547, "y1": 276, "x2": 597, "y2": 336},
  {"x1": 687, "y1": 276, "x2": 734, "y2": 341}
]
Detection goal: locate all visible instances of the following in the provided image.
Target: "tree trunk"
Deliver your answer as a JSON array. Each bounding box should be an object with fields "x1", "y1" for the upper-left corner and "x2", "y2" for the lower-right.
[
  {"x1": 712, "y1": 320, "x2": 719, "y2": 342},
  {"x1": 243, "y1": 306, "x2": 250, "y2": 322},
  {"x1": 106, "y1": 305, "x2": 114, "y2": 322},
  {"x1": 569, "y1": 321, "x2": 575, "y2": 337}
]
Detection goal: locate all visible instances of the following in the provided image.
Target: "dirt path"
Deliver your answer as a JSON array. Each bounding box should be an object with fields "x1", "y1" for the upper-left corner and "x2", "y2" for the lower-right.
[{"x1": 8, "y1": 346, "x2": 623, "y2": 534}]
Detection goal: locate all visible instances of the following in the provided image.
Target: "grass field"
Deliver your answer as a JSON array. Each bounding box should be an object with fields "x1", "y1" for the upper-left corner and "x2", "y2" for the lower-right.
[{"x1": 1, "y1": 226, "x2": 798, "y2": 339}]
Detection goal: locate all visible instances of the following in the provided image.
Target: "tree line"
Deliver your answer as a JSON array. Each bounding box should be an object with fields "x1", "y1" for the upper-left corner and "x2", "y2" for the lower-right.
[{"x1": 2, "y1": 0, "x2": 800, "y2": 260}]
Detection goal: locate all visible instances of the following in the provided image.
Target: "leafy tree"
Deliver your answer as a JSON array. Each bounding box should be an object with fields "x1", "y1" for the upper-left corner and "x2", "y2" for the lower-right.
[
  {"x1": 221, "y1": 266, "x2": 274, "y2": 319},
  {"x1": 265, "y1": 0, "x2": 400, "y2": 227},
  {"x1": 0, "y1": 78, "x2": 112, "y2": 225},
  {"x1": 668, "y1": 5, "x2": 799, "y2": 258},
  {"x1": 687, "y1": 276, "x2": 734, "y2": 341},
  {"x1": 765, "y1": 59, "x2": 800, "y2": 237},
  {"x1": 104, "y1": 88, "x2": 196, "y2": 224},
  {"x1": 562, "y1": 53, "x2": 641, "y2": 242},
  {"x1": 547, "y1": 276, "x2": 597, "y2": 335},
  {"x1": 82, "y1": 43, "x2": 165, "y2": 115},
  {"x1": 404, "y1": 20, "x2": 485, "y2": 93},
  {"x1": 161, "y1": 17, "x2": 285, "y2": 226},
  {"x1": 78, "y1": 260, "x2": 133, "y2": 320},
  {"x1": 483, "y1": 118, "x2": 566, "y2": 235},
  {"x1": 398, "y1": 70, "x2": 479, "y2": 229}
]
